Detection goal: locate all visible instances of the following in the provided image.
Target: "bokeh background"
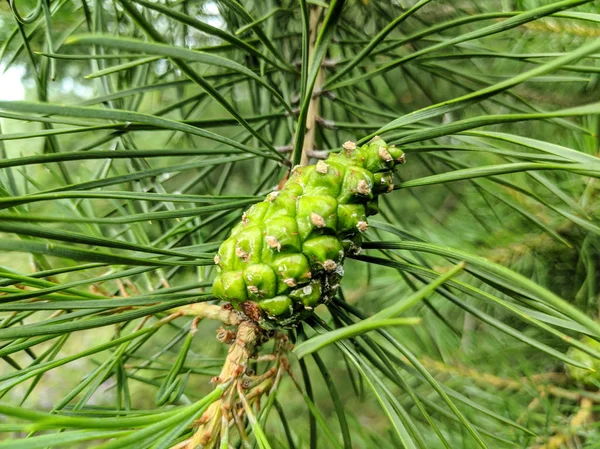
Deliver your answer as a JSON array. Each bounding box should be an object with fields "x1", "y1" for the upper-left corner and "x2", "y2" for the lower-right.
[{"x1": 0, "y1": 1, "x2": 600, "y2": 448}]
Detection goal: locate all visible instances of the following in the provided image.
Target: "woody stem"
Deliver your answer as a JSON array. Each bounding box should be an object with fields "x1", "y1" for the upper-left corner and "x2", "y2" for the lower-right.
[
  {"x1": 299, "y1": 6, "x2": 324, "y2": 167},
  {"x1": 185, "y1": 320, "x2": 261, "y2": 449},
  {"x1": 170, "y1": 302, "x2": 243, "y2": 326}
]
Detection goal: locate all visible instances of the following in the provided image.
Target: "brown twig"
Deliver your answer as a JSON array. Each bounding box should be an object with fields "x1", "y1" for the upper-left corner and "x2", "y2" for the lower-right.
[
  {"x1": 171, "y1": 302, "x2": 244, "y2": 326},
  {"x1": 277, "y1": 145, "x2": 329, "y2": 159},
  {"x1": 299, "y1": 6, "x2": 324, "y2": 167}
]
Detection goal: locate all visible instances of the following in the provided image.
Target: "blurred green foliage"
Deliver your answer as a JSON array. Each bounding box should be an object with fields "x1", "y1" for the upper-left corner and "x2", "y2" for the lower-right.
[{"x1": 0, "y1": 1, "x2": 599, "y2": 448}]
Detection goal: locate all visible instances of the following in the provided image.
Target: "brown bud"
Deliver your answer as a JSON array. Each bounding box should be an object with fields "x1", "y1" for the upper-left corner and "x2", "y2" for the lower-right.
[
  {"x1": 241, "y1": 301, "x2": 263, "y2": 322},
  {"x1": 235, "y1": 247, "x2": 249, "y2": 261},
  {"x1": 283, "y1": 278, "x2": 297, "y2": 287},
  {"x1": 311, "y1": 213, "x2": 326, "y2": 228},
  {"x1": 343, "y1": 141, "x2": 356, "y2": 151},
  {"x1": 378, "y1": 147, "x2": 393, "y2": 162},
  {"x1": 357, "y1": 180, "x2": 371, "y2": 195},
  {"x1": 323, "y1": 260, "x2": 337, "y2": 271},
  {"x1": 217, "y1": 327, "x2": 236, "y2": 344},
  {"x1": 316, "y1": 160, "x2": 329, "y2": 174},
  {"x1": 266, "y1": 236, "x2": 281, "y2": 251}
]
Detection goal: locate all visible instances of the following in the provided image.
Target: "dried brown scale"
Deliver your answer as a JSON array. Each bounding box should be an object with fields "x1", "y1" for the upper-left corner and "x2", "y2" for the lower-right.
[{"x1": 212, "y1": 137, "x2": 404, "y2": 328}]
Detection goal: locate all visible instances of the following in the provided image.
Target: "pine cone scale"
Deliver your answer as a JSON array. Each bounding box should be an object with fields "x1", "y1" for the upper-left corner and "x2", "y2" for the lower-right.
[{"x1": 212, "y1": 137, "x2": 404, "y2": 327}]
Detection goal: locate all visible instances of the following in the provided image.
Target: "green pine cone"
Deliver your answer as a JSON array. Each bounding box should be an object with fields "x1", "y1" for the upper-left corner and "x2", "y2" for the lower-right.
[
  {"x1": 565, "y1": 336, "x2": 600, "y2": 386},
  {"x1": 212, "y1": 137, "x2": 405, "y2": 328}
]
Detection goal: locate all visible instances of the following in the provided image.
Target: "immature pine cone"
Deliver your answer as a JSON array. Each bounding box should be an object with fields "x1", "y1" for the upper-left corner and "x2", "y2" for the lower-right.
[{"x1": 212, "y1": 137, "x2": 405, "y2": 328}]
